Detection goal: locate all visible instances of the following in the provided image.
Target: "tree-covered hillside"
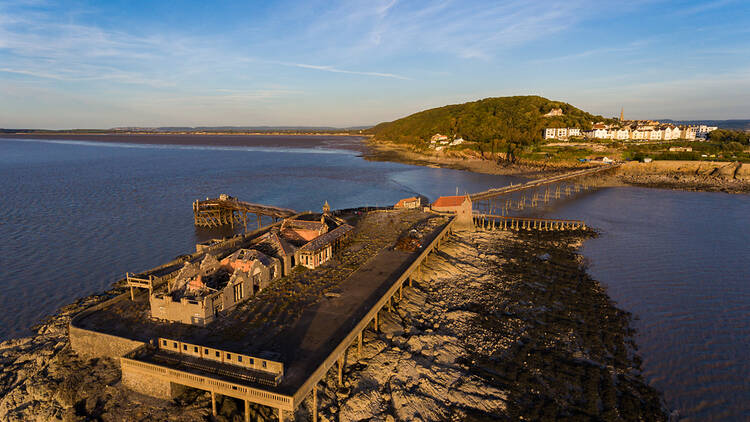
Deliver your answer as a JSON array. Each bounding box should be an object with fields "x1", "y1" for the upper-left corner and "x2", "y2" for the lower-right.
[{"x1": 368, "y1": 96, "x2": 610, "y2": 147}]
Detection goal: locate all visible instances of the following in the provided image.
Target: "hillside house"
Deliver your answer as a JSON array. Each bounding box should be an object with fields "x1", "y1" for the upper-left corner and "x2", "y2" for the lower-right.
[
  {"x1": 394, "y1": 197, "x2": 422, "y2": 209},
  {"x1": 430, "y1": 133, "x2": 449, "y2": 143}
]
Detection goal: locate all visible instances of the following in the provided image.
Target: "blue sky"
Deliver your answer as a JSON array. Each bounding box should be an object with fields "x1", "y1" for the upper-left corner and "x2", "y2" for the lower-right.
[{"x1": 1, "y1": 0, "x2": 749, "y2": 128}]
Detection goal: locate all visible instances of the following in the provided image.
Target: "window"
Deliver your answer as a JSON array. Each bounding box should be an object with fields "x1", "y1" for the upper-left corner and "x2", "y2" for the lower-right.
[
  {"x1": 238, "y1": 356, "x2": 243, "y2": 362},
  {"x1": 173, "y1": 342, "x2": 177, "y2": 348},
  {"x1": 162, "y1": 340, "x2": 167, "y2": 346},
  {"x1": 205, "y1": 349, "x2": 209, "y2": 355},
  {"x1": 233, "y1": 283, "x2": 243, "y2": 302},
  {"x1": 216, "y1": 351, "x2": 220, "y2": 357},
  {"x1": 249, "y1": 358, "x2": 254, "y2": 365},
  {"x1": 183, "y1": 344, "x2": 187, "y2": 351},
  {"x1": 226, "y1": 353, "x2": 231, "y2": 360},
  {"x1": 262, "y1": 361, "x2": 267, "y2": 368},
  {"x1": 194, "y1": 346, "x2": 198, "y2": 353}
]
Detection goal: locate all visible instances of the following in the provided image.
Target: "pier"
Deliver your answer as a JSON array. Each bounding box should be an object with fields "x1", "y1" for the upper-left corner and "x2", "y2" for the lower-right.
[
  {"x1": 193, "y1": 194, "x2": 296, "y2": 231},
  {"x1": 470, "y1": 163, "x2": 620, "y2": 201},
  {"x1": 473, "y1": 215, "x2": 586, "y2": 231},
  {"x1": 71, "y1": 208, "x2": 455, "y2": 421}
]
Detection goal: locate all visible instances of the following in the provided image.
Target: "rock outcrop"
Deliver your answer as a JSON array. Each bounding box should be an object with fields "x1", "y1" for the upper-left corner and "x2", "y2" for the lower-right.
[{"x1": 617, "y1": 160, "x2": 750, "y2": 193}]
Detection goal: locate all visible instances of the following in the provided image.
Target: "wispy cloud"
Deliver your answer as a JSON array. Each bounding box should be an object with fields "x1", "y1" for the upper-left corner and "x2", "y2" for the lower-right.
[{"x1": 278, "y1": 62, "x2": 410, "y2": 80}]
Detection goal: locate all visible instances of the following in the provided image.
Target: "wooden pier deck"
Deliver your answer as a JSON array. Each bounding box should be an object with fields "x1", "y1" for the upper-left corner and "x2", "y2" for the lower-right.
[{"x1": 193, "y1": 195, "x2": 296, "y2": 230}]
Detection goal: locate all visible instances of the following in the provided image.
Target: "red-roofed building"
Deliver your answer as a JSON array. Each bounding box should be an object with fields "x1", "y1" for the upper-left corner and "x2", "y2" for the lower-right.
[
  {"x1": 394, "y1": 196, "x2": 421, "y2": 209},
  {"x1": 431, "y1": 195, "x2": 473, "y2": 227}
]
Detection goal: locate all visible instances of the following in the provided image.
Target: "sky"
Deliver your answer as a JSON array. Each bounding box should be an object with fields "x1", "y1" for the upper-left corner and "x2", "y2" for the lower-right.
[{"x1": 1, "y1": 0, "x2": 749, "y2": 129}]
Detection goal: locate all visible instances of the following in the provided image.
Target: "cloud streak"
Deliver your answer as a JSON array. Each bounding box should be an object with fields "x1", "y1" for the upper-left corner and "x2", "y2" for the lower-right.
[{"x1": 280, "y1": 62, "x2": 410, "y2": 80}]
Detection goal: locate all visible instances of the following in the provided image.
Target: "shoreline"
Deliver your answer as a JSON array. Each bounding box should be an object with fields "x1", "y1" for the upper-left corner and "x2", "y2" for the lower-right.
[
  {"x1": 365, "y1": 139, "x2": 750, "y2": 194},
  {"x1": 0, "y1": 226, "x2": 669, "y2": 421},
  {"x1": 5, "y1": 132, "x2": 748, "y2": 194},
  {"x1": 0, "y1": 133, "x2": 371, "y2": 154}
]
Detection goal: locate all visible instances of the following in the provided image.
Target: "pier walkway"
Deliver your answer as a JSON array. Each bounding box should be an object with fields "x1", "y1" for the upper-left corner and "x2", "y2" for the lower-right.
[{"x1": 470, "y1": 163, "x2": 619, "y2": 201}]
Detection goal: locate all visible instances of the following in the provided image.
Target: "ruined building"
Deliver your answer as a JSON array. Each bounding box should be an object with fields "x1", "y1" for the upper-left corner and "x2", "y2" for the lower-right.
[{"x1": 149, "y1": 250, "x2": 281, "y2": 325}]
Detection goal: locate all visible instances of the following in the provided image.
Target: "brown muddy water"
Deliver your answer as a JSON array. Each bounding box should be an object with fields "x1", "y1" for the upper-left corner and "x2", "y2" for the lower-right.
[{"x1": 1, "y1": 135, "x2": 748, "y2": 420}]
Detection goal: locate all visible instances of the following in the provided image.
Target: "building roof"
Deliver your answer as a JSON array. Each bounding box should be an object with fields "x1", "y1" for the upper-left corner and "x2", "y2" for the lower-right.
[
  {"x1": 252, "y1": 230, "x2": 297, "y2": 258},
  {"x1": 224, "y1": 248, "x2": 274, "y2": 267},
  {"x1": 394, "y1": 197, "x2": 420, "y2": 207},
  {"x1": 298, "y1": 224, "x2": 354, "y2": 253},
  {"x1": 282, "y1": 219, "x2": 327, "y2": 232},
  {"x1": 432, "y1": 195, "x2": 470, "y2": 208}
]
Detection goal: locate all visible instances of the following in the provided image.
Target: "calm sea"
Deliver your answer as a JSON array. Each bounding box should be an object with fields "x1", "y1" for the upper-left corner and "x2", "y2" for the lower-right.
[{"x1": 1, "y1": 136, "x2": 747, "y2": 420}]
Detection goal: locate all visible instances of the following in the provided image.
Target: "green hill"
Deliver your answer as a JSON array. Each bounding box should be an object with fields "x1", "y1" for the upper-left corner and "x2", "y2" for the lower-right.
[{"x1": 368, "y1": 96, "x2": 610, "y2": 147}]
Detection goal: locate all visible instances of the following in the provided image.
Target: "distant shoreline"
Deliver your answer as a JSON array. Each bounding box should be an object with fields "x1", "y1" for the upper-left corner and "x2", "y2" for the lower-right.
[
  {"x1": 364, "y1": 139, "x2": 750, "y2": 194},
  {"x1": 0, "y1": 132, "x2": 371, "y2": 153}
]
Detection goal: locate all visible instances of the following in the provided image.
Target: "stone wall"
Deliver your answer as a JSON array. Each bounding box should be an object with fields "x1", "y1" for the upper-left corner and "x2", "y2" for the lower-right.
[
  {"x1": 69, "y1": 324, "x2": 145, "y2": 360},
  {"x1": 69, "y1": 293, "x2": 145, "y2": 359},
  {"x1": 121, "y1": 367, "x2": 173, "y2": 399}
]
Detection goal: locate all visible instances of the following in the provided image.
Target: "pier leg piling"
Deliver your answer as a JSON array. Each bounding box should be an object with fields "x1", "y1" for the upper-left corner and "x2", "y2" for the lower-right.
[
  {"x1": 337, "y1": 355, "x2": 344, "y2": 386},
  {"x1": 211, "y1": 391, "x2": 216, "y2": 417},
  {"x1": 313, "y1": 385, "x2": 318, "y2": 422}
]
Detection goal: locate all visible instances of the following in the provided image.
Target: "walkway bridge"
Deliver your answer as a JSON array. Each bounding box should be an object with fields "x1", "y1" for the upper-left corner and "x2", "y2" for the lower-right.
[
  {"x1": 193, "y1": 194, "x2": 296, "y2": 231},
  {"x1": 470, "y1": 163, "x2": 620, "y2": 201},
  {"x1": 468, "y1": 163, "x2": 620, "y2": 229}
]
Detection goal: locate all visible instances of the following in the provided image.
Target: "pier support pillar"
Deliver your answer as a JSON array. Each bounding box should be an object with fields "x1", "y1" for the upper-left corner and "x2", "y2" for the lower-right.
[
  {"x1": 313, "y1": 385, "x2": 318, "y2": 422},
  {"x1": 374, "y1": 312, "x2": 379, "y2": 332},
  {"x1": 211, "y1": 391, "x2": 216, "y2": 417},
  {"x1": 399, "y1": 284, "x2": 403, "y2": 300},
  {"x1": 257, "y1": 214, "x2": 262, "y2": 229},
  {"x1": 357, "y1": 332, "x2": 362, "y2": 357},
  {"x1": 244, "y1": 399, "x2": 250, "y2": 422},
  {"x1": 130, "y1": 286, "x2": 134, "y2": 301},
  {"x1": 337, "y1": 355, "x2": 344, "y2": 386},
  {"x1": 278, "y1": 408, "x2": 284, "y2": 422}
]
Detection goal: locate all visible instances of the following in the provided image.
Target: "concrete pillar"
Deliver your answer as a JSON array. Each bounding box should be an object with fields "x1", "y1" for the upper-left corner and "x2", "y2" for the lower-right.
[
  {"x1": 313, "y1": 385, "x2": 318, "y2": 422},
  {"x1": 278, "y1": 408, "x2": 284, "y2": 422},
  {"x1": 399, "y1": 284, "x2": 403, "y2": 300},
  {"x1": 130, "y1": 286, "x2": 134, "y2": 301},
  {"x1": 245, "y1": 399, "x2": 250, "y2": 422},
  {"x1": 211, "y1": 391, "x2": 216, "y2": 417},
  {"x1": 337, "y1": 355, "x2": 344, "y2": 386},
  {"x1": 388, "y1": 296, "x2": 393, "y2": 312},
  {"x1": 374, "y1": 312, "x2": 379, "y2": 332},
  {"x1": 357, "y1": 331, "x2": 363, "y2": 357}
]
